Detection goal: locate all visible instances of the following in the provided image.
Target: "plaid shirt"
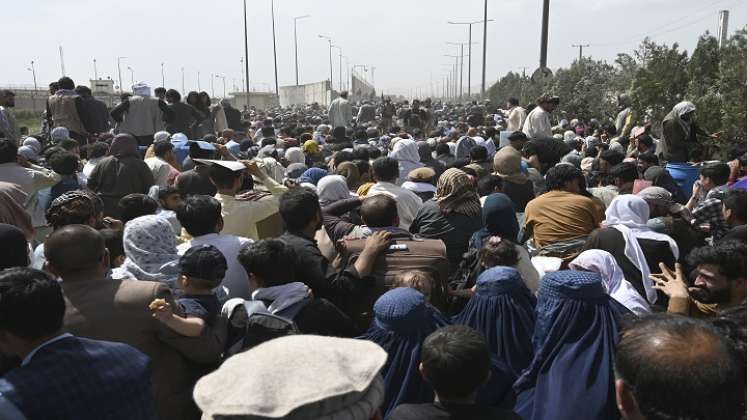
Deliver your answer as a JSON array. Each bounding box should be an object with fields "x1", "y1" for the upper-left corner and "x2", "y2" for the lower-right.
[
  {"x1": 692, "y1": 197, "x2": 730, "y2": 240},
  {"x1": 0, "y1": 335, "x2": 156, "y2": 420}
]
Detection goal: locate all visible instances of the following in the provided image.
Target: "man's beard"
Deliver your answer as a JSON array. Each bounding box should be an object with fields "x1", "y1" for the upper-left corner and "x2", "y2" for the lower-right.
[{"x1": 689, "y1": 285, "x2": 731, "y2": 304}]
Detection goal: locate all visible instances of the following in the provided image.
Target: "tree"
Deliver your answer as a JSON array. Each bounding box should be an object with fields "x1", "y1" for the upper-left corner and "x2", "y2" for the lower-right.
[
  {"x1": 720, "y1": 28, "x2": 747, "y2": 141},
  {"x1": 552, "y1": 58, "x2": 617, "y2": 122},
  {"x1": 630, "y1": 39, "x2": 689, "y2": 124},
  {"x1": 687, "y1": 33, "x2": 722, "y2": 136}
]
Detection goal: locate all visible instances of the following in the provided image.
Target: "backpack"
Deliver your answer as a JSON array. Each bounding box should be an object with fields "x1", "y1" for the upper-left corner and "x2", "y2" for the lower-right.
[
  {"x1": 339, "y1": 233, "x2": 449, "y2": 328},
  {"x1": 221, "y1": 298, "x2": 309, "y2": 358},
  {"x1": 446, "y1": 247, "x2": 483, "y2": 315}
]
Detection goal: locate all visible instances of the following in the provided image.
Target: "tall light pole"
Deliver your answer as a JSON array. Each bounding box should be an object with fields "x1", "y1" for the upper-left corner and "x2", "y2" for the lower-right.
[
  {"x1": 444, "y1": 55, "x2": 460, "y2": 100},
  {"x1": 270, "y1": 0, "x2": 280, "y2": 101},
  {"x1": 181, "y1": 67, "x2": 185, "y2": 94},
  {"x1": 572, "y1": 44, "x2": 589, "y2": 62},
  {"x1": 27, "y1": 61, "x2": 38, "y2": 112},
  {"x1": 332, "y1": 45, "x2": 343, "y2": 92},
  {"x1": 540, "y1": 0, "x2": 550, "y2": 68},
  {"x1": 481, "y1": 0, "x2": 488, "y2": 97},
  {"x1": 293, "y1": 15, "x2": 310, "y2": 86},
  {"x1": 216, "y1": 75, "x2": 227, "y2": 98},
  {"x1": 197, "y1": 71, "x2": 201, "y2": 91},
  {"x1": 210, "y1": 73, "x2": 215, "y2": 97},
  {"x1": 446, "y1": 43, "x2": 473, "y2": 101},
  {"x1": 160, "y1": 62, "x2": 165, "y2": 87},
  {"x1": 318, "y1": 35, "x2": 333, "y2": 90},
  {"x1": 117, "y1": 56, "x2": 127, "y2": 93},
  {"x1": 449, "y1": 19, "x2": 493, "y2": 99},
  {"x1": 127, "y1": 66, "x2": 135, "y2": 88},
  {"x1": 243, "y1": 0, "x2": 251, "y2": 106},
  {"x1": 93, "y1": 58, "x2": 98, "y2": 80},
  {"x1": 240, "y1": 58, "x2": 246, "y2": 93}
]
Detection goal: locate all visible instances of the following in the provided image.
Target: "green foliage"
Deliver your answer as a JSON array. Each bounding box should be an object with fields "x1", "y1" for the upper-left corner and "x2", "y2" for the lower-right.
[{"x1": 485, "y1": 28, "x2": 747, "y2": 158}]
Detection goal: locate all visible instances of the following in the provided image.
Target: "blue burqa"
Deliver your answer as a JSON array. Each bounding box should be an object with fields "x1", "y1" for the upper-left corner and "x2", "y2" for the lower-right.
[
  {"x1": 512, "y1": 270, "x2": 624, "y2": 420},
  {"x1": 453, "y1": 266, "x2": 536, "y2": 377}
]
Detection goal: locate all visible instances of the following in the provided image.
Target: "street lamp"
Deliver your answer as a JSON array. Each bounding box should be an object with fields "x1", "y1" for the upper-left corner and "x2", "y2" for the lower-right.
[
  {"x1": 27, "y1": 61, "x2": 38, "y2": 112},
  {"x1": 270, "y1": 0, "x2": 279, "y2": 100},
  {"x1": 446, "y1": 42, "x2": 476, "y2": 101},
  {"x1": 161, "y1": 62, "x2": 165, "y2": 87},
  {"x1": 318, "y1": 35, "x2": 334, "y2": 90},
  {"x1": 93, "y1": 58, "x2": 98, "y2": 80},
  {"x1": 117, "y1": 56, "x2": 127, "y2": 93},
  {"x1": 293, "y1": 15, "x2": 310, "y2": 86},
  {"x1": 215, "y1": 74, "x2": 227, "y2": 98},
  {"x1": 448, "y1": 19, "x2": 493, "y2": 98},
  {"x1": 332, "y1": 45, "x2": 343, "y2": 92},
  {"x1": 243, "y1": 0, "x2": 251, "y2": 106},
  {"x1": 210, "y1": 73, "x2": 215, "y2": 97},
  {"x1": 181, "y1": 67, "x2": 185, "y2": 94},
  {"x1": 127, "y1": 66, "x2": 135, "y2": 89}
]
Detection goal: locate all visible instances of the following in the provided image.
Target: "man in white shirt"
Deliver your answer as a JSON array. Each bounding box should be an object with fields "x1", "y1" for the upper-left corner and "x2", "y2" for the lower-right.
[
  {"x1": 522, "y1": 95, "x2": 559, "y2": 140},
  {"x1": 367, "y1": 157, "x2": 422, "y2": 230},
  {"x1": 209, "y1": 160, "x2": 288, "y2": 240},
  {"x1": 0, "y1": 139, "x2": 61, "y2": 230},
  {"x1": 176, "y1": 195, "x2": 252, "y2": 299},
  {"x1": 328, "y1": 91, "x2": 353, "y2": 129},
  {"x1": 145, "y1": 141, "x2": 179, "y2": 188},
  {"x1": 505, "y1": 97, "x2": 527, "y2": 132}
]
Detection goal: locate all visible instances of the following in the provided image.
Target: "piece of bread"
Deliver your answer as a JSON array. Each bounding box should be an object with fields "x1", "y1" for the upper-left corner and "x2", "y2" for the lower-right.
[{"x1": 148, "y1": 298, "x2": 167, "y2": 310}]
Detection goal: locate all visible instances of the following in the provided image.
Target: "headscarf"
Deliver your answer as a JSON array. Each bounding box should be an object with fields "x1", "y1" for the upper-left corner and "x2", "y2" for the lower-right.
[
  {"x1": 602, "y1": 195, "x2": 679, "y2": 304},
  {"x1": 513, "y1": 271, "x2": 624, "y2": 420},
  {"x1": 109, "y1": 133, "x2": 139, "y2": 158},
  {"x1": 50, "y1": 127, "x2": 70, "y2": 143},
  {"x1": 416, "y1": 141, "x2": 433, "y2": 163},
  {"x1": 470, "y1": 193, "x2": 519, "y2": 249},
  {"x1": 644, "y1": 166, "x2": 687, "y2": 204},
  {"x1": 17, "y1": 146, "x2": 38, "y2": 162},
  {"x1": 434, "y1": 168, "x2": 481, "y2": 217},
  {"x1": 672, "y1": 101, "x2": 696, "y2": 137},
  {"x1": 335, "y1": 161, "x2": 361, "y2": 190},
  {"x1": 303, "y1": 140, "x2": 321, "y2": 156},
  {"x1": 563, "y1": 130, "x2": 576, "y2": 142},
  {"x1": 493, "y1": 146, "x2": 529, "y2": 184},
  {"x1": 22, "y1": 137, "x2": 42, "y2": 154},
  {"x1": 360, "y1": 288, "x2": 449, "y2": 417},
  {"x1": 390, "y1": 139, "x2": 421, "y2": 164},
  {"x1": 0, "y1": 182, "x2": 33, "y2": 239},
  {"x1": 132, "y1": 82, "x2": 151, "y2": 97},
  {"x1": 455, "y1": 136, "x2": 476, "y2": 159},
  {"x1": 284, "y1": 163, "x2": 308, "y2": 179},
  {"x1": 297, "y1": 167, "x2": 328, "y2": 186},
  {"x1": 284, "y1": 147, "x2": 305, "y2": 164},
  {"x1": 317, "y1": 175, "x2": 352, "y2": 206},
  {"x1": 0, "y1": 223, "x2": 30, "y2": 270},
  {"x1": 569, "y1": 250, "x2": 651, "y2": 315},
  {"x1": 153, "y1": 131, "x2": 170, "y2": 143},
  {"x1": 258, "y1": 145, "x2": 277, "y2": 159},
  {"x1": 453, "y1": 266, "x2": 536, "y2": 376},
  {"x1": 113, "y1": 215, "x2": 180, "y2": 286}
]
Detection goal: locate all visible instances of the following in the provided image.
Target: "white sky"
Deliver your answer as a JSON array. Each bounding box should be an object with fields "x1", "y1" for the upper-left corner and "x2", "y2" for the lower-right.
[{"x1": 4, "y1": 0, "x2": 747, "y2": 97}]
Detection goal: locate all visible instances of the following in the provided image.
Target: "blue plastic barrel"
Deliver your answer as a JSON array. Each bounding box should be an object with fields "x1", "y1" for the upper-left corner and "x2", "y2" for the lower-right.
[{"x1": 665, "y1": 162, "x2": 699, "y2": 200}]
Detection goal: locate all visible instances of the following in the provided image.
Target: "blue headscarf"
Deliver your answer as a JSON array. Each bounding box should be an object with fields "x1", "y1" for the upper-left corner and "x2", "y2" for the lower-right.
[
  {"x1": 359, "y1": 288, "x2": 449, "y2": 418},
  {"x1": 469, "y1": 193, "x2": 519, "y2": 249},
  {"x1": 297, "y1": 167, "x2": 328, "y2": 185},
  {"x1": 512, "y1": 270, "x2": 624, "y2": 420},
  {"x1": 453, "y1": 266, "x2": 536, "y2": 377}
]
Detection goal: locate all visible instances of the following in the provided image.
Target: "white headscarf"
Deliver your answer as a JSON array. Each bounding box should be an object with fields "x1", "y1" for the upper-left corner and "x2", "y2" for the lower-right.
[
  {"x1": 153, "y1": 131, "x2": 170, "y2": 142},
  {"x1": 569, "y1": 250, "x2": 651, "y2": 315},
  {"x1": 390, "y1": 139, "x2": 421, "y2": 164},
  {"x1": 112, "y1": 215, "x2": 180, "y2": 287},
  {"x1": 132, "y1": 82, "x2": 151, "y2": 97},
  {"x1": 602, "y1": 195, "x2": 679, "y2": 304},
  {"x1": 317, "y1": 175, "x2": 353, "y2": 206},
  {"x1": 284, "y1": 147, "x2": 305, "y2": 165},
  {"x1": 672, "y1": 101, "x2": 696, "y2": 137}
]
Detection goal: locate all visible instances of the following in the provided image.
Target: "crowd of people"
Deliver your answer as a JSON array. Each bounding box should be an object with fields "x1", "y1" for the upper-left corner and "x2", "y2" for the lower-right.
[{"x1": 1, "y1": 76, "x2": 747, "y2": 419}]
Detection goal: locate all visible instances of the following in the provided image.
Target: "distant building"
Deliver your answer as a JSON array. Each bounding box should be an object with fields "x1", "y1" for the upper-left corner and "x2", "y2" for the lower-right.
[{"x1": 90, "y1": 79, "x2": 115, "y2": 95}]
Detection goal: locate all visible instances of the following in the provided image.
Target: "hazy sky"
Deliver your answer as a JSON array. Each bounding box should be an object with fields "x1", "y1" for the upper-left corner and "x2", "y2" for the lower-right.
[{"x1": 4, "y1": 0, "x2": 747, "y2": 97}]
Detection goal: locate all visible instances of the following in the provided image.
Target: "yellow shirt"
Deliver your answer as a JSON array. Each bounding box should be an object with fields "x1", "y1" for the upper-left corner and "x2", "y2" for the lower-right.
[
  {"x1": 215, "y1": 178, "x2": 287, "y2": 241},
  {"x1": 524, "y1": 190, "x2": 604, "y2": 248}
]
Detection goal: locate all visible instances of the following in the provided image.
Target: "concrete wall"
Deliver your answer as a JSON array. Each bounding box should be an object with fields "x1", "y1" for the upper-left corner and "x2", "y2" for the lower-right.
[
  {"x1": 1, "y1": 87, "x2": 120, "y2": 113},
  {"x1": 351, "y1": 73, "x2": 375, "y2": 102},
  {"x1": 279, "y1": 80, "x2": 333, "y2": 107},
  {"x1": 230, "y1": 91, "x2": 278, "y2": 110}
]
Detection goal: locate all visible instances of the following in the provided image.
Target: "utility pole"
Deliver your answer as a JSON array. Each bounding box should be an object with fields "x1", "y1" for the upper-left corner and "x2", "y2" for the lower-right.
[
  {"x1": 540, "y1": 0, "x2": 550, "y2": 68},
  {"x1": 294, "y1": 15, "x2": 310, "y2": 86},
  {"x1": 333, "y1": 45, "x2": 343, "y2": 92},
  {"x1": 318, "y1": 35, "x2": 334, "y2": 90},
  {"x1": 27, "y1": 61, "x2": 38, "y2": 112},
  {"x1": 717, "y1": 10, "x2": 730, "y2": 49},
  {"x1": 117, "y1": 56, "x2": 127, "y2": 93},
  {"x1": 270, "y1": 0, "x2": 279, "y2": 100},
  {"x1": 448, "y1": 19, "x2": 493, "y2": 99},
  {"x1": 572, "y1": 44, "x2": 589, "y2": 62},
  {"x1": 198, "y1": 71, "x2": 201, "y2": 91},
  {"x1": 59, "y1": 46, "x2": 65, "y2": 77},
  {"x1": 181, "y1": 67, "x2": 185, "y2": 95},
  {"x1": 243, "y1": 0, "x2": 251, "y2": 106},
  {"x1": 161, "y1": 62, "x2": 165, "y2": 87},
  {"x1": 211, "y1": 73, "x2": 215, "y2": 97},
  {"x1": 93, "y1": 58, "x2": 98, "y2": 80},
  {"x1": 444, "y1": 54, "x2": 460, "y2": 100},
  {"x1": 481, "y1": 0, "x2": 488, "y2": 97}
]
